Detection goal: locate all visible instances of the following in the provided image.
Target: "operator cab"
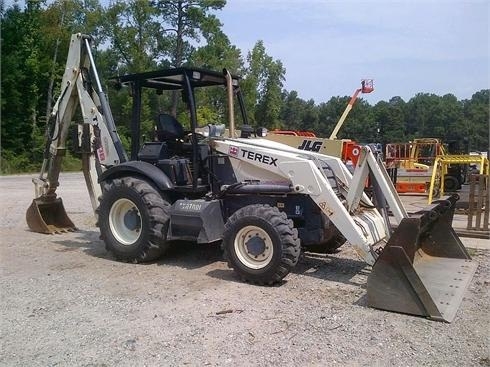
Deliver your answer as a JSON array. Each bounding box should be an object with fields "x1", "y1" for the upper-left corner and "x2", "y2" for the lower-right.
[
  {"x1": 137, "y1": 113, "x2": 199, "y2": 188},
  {"x1": 114, "y1": 67, "x2": 248, "y2": 194}
]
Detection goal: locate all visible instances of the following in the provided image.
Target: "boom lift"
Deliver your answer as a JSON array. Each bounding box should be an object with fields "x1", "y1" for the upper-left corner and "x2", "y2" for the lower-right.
[
  {"x1": 26, "y1": 34, "x2": 477, "y2": 322},
  {"x1": 265, "y1": 80, "x2": 373, "y2": 165},
  {"x1": 329, "y1": 79, "x2": 374, "y2": 140}
]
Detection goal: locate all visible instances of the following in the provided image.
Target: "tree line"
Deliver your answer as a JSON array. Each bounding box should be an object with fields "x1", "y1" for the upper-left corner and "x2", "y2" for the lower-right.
[{"x1": 1, "y1": 0, "x2": 488, "y2": 174}]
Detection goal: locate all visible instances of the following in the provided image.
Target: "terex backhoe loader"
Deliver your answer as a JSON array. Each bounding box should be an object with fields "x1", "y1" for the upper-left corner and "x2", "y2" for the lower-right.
[{"x1": 27, "y1": 34, "x2": 477, "y2": 322}]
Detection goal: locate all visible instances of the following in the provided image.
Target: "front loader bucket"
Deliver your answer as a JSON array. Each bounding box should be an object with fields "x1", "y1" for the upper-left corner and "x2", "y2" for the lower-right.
[
  {"x1": 367, "y1": 195, "x2": 477, "y2": 322},
  {"x1": 26, "y1": 197, "x2": 76, "y2": 234}
]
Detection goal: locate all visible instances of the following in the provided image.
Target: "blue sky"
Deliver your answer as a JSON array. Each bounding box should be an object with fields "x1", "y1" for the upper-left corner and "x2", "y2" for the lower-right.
[
  {"x1": 216, "y1": 0, "x2": 489, "y2": 104},
  {"x1": 5, "y1": 0, "x2": 488, "y2": 104}
]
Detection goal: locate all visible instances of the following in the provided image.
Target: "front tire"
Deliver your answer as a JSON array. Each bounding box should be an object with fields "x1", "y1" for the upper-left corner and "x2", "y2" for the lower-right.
[
  {"x1": 97, "y1": 177, "x2": 170, "y2": 263},
  {"x1": 222, "y1": 204, "x2": 300, "y2": 285}
]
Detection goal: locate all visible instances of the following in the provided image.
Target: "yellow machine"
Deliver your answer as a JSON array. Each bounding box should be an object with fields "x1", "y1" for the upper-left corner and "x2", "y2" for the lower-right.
[
  {"x1": 428, "y1": 154, "x2": 489, "y2": 203},
  {"x1": 385, "y1": 138, "x2": 443, "y2": 194},
  {"x1": 385, "y1": 138, "x2": 484, "y2": 196}
]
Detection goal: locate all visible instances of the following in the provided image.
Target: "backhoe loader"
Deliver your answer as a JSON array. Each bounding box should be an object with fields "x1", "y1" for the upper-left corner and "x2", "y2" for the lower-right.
[{"x1": 27, "y1": 33, "x2": 477, "y2": 322}]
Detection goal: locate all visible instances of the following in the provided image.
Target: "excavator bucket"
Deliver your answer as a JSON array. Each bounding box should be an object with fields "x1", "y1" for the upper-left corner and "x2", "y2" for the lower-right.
[
  {"x1": 26, "y1": 197, "x2": 76, "y2": 234},
  {"x1": 367, "y1": 195, "x2": 477, "y2": 322}
]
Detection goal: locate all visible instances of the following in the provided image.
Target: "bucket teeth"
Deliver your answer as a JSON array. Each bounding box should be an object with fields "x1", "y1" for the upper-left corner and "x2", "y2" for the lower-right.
[{"x1": 50, "y1": 227, "x2": 77, "y2": 234}]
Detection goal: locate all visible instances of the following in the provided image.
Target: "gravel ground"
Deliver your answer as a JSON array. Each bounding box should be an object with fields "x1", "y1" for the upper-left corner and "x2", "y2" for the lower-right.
[{"x1": 1, "y1": 172, "x2": 489, "y2": 366}]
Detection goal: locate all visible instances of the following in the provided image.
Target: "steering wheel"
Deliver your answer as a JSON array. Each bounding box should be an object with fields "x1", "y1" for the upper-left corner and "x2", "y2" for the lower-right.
[{"x1": 183, "y1": 132, "x2": 207, "y2": 144}]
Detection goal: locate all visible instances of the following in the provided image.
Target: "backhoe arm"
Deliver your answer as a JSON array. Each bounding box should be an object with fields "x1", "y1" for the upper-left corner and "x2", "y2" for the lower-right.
[{"x1": 27, "y1": 33, "x2": 127, "y2": 234}]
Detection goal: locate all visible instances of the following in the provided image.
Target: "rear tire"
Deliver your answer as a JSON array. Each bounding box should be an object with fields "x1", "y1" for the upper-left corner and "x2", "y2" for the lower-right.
[
  {"x1": 306, "y1": 233, "x2": 346, "y2": 254},
  {"x1": 97, "y1": 177, "x2": 170, "y2": 263},
  {"x1": 222, "y1": 204, "x2": 300, "y2": 285}
]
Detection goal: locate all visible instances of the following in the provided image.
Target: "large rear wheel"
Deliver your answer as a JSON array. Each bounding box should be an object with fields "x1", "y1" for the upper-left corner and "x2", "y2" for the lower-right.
[
  {"x1": 222, "y1": 204, "x2": 300, "y2": 285},
  {"x1": 97, "y1": 177, "x2": 170, "y2": 262}
]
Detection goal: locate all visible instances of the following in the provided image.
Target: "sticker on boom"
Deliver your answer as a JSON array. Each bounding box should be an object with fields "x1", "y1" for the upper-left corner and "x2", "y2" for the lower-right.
[{"x1": 241, "y1": 148, "x2": 278, "y2": 166}]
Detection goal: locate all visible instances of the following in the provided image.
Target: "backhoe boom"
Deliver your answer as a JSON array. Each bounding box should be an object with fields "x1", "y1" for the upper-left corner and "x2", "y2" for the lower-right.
[{"x1": 27, "y1": 33, "x2": 127, "y2": 233}]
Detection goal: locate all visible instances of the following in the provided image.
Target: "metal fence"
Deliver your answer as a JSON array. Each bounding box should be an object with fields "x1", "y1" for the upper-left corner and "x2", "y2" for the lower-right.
[{"x1": 467, "y1": 174, "x2": 489, "y2": 233}]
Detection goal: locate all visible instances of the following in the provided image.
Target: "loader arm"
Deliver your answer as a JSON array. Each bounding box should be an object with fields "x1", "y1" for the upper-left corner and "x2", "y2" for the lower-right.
[
  {"x1": 213, "y1": 139, "x2": 395, "y2": 265},
  {"x1": 27, "y1": 33, "x2": 127, "y2": 234},
  {"x1": 213, "y1": 138, "x2": 477, "y2": 322}
]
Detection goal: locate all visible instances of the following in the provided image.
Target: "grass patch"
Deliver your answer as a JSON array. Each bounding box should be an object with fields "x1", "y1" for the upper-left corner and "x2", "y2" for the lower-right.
[{"x1": 1, "y1": 151, "x2": 81, "y2": 175}]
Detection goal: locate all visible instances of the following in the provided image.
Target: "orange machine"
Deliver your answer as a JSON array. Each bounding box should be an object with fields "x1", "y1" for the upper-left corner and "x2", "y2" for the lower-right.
[
  {"x1": 329, "y1": 79, "x2": 374, "y2": 140},
  {"x1": 385, "y1": 139, "x2": 442, "y2": 194},
  {"x1": 385, "y1": 138, "x2": 470, "y2": 195}
]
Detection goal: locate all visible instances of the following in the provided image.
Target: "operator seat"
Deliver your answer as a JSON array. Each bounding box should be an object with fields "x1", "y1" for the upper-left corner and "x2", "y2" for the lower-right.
[
  {"x1": 155, "y1": 113, "x2": 187, "y2": 158},
  {"x1": 155, "y1": 113, "x2": 185, "y2": 141},
  {"x1": 138, "y1": 113, "x2": 185, "y2": 162}
]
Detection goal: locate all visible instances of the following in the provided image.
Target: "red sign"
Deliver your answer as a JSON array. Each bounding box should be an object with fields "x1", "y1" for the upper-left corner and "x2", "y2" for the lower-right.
[{"x1": 228, "y1": 145, "x2": 239, "y2": 157}]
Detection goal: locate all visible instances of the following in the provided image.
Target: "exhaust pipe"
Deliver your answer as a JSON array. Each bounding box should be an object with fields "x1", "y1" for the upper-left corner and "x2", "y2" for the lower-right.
[
  {"x1": 224, "y1": 69, "x2": 235, "y2": 138},
  {"x1": 367, "y1": 194, "x2": 477, "y2": 322}
]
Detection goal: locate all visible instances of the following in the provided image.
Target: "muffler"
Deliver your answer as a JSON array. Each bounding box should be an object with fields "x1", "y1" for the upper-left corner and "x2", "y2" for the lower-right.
[
  {"x1": 26, "y1": 196, "x2": 76, "y2": 234},
  {"x1": 367, "y1": 194, "x2": 477, "y2": 322}
]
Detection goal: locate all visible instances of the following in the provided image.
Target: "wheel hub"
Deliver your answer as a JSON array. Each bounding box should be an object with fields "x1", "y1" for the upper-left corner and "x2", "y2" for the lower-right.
[
  {"x1": 245, "y1": 236, "x2": 266, "y2": 256},
  {"x1": 234, "y1": 225, "x2": 273, "y2": 269},
  {"x1": 123, "y1": 208, "x2": 141, "y2": 231},
  {"x1": 109, "y1": 198, "x2": 142, "y2": 246}
]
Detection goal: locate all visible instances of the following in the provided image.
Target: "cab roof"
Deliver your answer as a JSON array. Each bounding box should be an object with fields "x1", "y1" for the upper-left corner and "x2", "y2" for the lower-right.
[{"x1": 115, "y1": 67, "x2": 240, "y2": 91}]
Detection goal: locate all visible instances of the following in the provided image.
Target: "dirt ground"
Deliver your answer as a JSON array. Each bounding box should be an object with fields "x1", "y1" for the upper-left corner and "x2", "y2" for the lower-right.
[{"x1": 1, "y1": 172, "x2": 489, "y2": 366}]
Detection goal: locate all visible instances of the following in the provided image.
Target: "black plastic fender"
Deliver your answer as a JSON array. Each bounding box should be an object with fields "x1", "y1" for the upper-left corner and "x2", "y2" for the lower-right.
[{"x1": 98, "y1": 161, "x2": 174, "y2": 190}]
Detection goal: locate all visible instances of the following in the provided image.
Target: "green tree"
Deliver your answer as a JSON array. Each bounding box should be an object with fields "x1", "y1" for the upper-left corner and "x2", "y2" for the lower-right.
[
  {"x1": 241, "y1": 40, "x2": 285, "y2": 127},
  {"x1": 1, "y1": 1, "x2": 43, "y2": 158},
  {"x1": 1, "y1": 0, "x2": 106, "y2": 173},
  {"x1": 439, "y1": 93, "x2": 465, "y2": 141},
  {"x1": 405, "y1": 93, "x2": 466, "y2": 142},
  {"x1": 155, "y1": 0, "x2": 226, "y2": 68},
  {"x1": 41, "y1": 0, "x2": 104, "y2": 119},
  {"x1": 255, "y1": 59, "x2": 285, "y2": 128},
  {"x1": 280, "y1": 90, "x2": 308, "y2": 131},
  {"x1": 102, "y1": 0, "x2": 160, "y2": 72},
  {"x1": 155, "y1": 0, "x2": 226, "y2": 115},
  {"x1": 463, "y1": 90, "x2": 489, "y2": 152},
  {"x1": 340, "y1": 98, "x2": 377, "y2": 142},
  {"x1": 317, "y1": 97, "x2": 347, "y2": 137},
  {"x1": 191, "y1": 30, "x2": 243, "y2": 126},
  {"x1": 373, "y1": 96, "x2": 407, "y2": 145},
  {"x1": 191, "y1": 29, "x2": 242, "y2": 72}
]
